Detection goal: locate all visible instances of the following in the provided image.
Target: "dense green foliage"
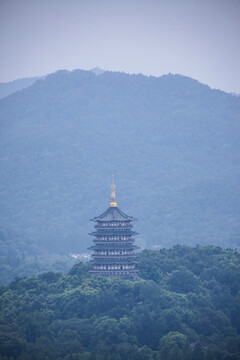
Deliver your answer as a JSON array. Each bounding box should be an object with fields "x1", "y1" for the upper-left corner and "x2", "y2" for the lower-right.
[
  {"x1": 0, "y1": 246, "x2": 239, "y2": 359},
  {"x1": 0, "y1": 69, "x2": 239, "y2": 255}
]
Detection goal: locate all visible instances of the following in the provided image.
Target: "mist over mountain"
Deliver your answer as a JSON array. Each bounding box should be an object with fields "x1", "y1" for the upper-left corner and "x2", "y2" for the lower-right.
[
  {"x1": 0, "y1": 69, "x2": 239, "y2": 256},
  {"x1": 90, "y1": 67, "x2": 106, "y2": 76}
]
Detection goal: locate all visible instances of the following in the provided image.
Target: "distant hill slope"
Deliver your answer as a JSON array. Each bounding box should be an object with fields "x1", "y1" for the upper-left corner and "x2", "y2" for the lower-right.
[
  {"x1": 0, "y1": 76, "x2": 42, "y2": 99},
  {"x1": 0, "y1": 227, "x2": 77, "y2": 285},
  {"x1": 0, "y1": 69, "x2": 239, "y2": 254}
]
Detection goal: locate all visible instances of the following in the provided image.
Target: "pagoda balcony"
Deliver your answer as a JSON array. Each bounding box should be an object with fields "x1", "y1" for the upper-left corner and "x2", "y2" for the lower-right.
[
  {"x1": 92, "y1": 253, "x2": 136, "y2": 258},
  {"x1": 90, "y1": 264, "x2": 139, "y2": 271},
  {"x1": 89, "y1": 230, "x2": 138, "y2": 236},
  {"x1": 92, "y1": 258, "x2": 137, "y2": 265},
  {"x1": 94, "y1": 222, "x2": 133, "y2": 229},
  {"x1": 91, "y1": 253, "x2": 136, "y2": 258},
  {"x1": 91, "y1": 257, "x2": 138, "y2": 264},
  {"x1": 88, "y1": 244, "x2": 139, "y2": 251},
  {"x1": 89, "y1": 270, "x2": 139, "y2": 278},
  {"x1": 93, "y1": 235, "x2": 136, "y2": 241},
  {"x1": 94, "y1": 227, "x2": 132, "y2": 234},
  {"x1": 92, "y1": 241, "x2": 136, "y2": 247},
  {"x1": 90, "y1": 265, "x2": 139, "y2": 271},
  {"x1": 92, "y1": 250, "x2": 135, "y2": 255}
]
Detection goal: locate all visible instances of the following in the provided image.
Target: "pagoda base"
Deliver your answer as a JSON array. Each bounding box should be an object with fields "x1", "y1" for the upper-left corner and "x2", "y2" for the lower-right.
[{"x1": 89, "y1": 269, "x2": 139, "y2": 278}]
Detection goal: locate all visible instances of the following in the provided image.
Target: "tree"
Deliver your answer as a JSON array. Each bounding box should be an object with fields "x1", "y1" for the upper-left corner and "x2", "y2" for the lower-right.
[
  {"x1": 159, "y1": 332, "x2": 188, "y2": 350},
  {"x1": 192, "y1": 343, "x2": 205, "y2": 360}
]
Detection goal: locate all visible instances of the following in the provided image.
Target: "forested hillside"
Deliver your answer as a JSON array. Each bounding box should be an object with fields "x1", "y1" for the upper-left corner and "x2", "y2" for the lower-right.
[
  {"x1": 0, "y1": 76, "x2": 40, "y2": 100},
  {"x1": 0, "y1": 69, "x2": 239, "y2": 256},
  {"x1": 0, "y1": 246, "x2": 239, "y2": 360},
  {"x1": 0, "y1": 228, "x2": 77, "y2": 285}
]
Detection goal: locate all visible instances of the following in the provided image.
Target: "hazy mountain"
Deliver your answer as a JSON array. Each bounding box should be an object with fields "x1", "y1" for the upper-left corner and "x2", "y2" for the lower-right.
[
  {"x1": 0, "y1": 76, "x2": 42, "y2": 99},
  {"x1": 0, "y1": 69, "x2": 239, "y2": 255}
]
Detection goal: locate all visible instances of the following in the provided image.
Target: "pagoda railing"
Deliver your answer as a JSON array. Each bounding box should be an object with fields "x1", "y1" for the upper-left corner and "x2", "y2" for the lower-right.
[
  {"x1": 92, "y1": 265, "x2": 137, "y2": 270},
  {"x1": 94, "y1": 235, "x2": 133, "y2": 240},
  {"x1": 94, "y1": 223, "x2": 133, "y2": 229},
  {"x1": 93, "y1": 241, "x2": 135, "y2": 246},
  {"x1": 93, "y1": 252, "x2": 136, "y2": 257}
]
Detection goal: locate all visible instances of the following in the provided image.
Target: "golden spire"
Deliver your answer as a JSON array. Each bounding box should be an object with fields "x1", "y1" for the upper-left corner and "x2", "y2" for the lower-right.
[{"x1": 110, "y1": 175, "x2": 118, "y2": 207}]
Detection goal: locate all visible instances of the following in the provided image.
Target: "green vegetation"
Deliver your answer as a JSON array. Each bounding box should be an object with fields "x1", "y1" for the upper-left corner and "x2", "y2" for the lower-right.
[
  {"x1": 0, "y1": 245, "x2": 239, "y2": 359},
  {"x1": 0, "y1": 70, "x2": 239, "y2": 255}
]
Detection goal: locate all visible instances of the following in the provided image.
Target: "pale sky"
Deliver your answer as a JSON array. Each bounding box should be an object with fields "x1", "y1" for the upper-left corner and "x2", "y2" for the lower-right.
[{"x1": 0, "y1": 0, "x2": 240, "y2": 93}]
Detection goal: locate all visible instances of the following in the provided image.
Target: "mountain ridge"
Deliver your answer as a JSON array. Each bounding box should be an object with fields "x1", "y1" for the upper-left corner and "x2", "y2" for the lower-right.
[{"x1": 0, "y1": 67, "x2": 234, "y2": 103}]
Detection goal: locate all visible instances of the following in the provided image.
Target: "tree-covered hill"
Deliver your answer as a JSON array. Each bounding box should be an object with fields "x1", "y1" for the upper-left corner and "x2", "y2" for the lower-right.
[
  {"x1": 0, "y1": 69, "x2": 239, "y2": 255},
  {"x1": 0, "y1": 246, "x2": 239, "y2": 360}
]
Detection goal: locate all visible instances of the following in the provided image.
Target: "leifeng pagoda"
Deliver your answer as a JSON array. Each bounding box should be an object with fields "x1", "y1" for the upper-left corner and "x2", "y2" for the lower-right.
[{"x1": 88, "y1": 177, "x2": 139, "y2": 278}]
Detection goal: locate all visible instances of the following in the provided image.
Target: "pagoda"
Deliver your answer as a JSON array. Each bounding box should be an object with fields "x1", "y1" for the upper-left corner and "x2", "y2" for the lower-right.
[{"x1": 88, "y1": 176, "x2": 139, "y2": 277}]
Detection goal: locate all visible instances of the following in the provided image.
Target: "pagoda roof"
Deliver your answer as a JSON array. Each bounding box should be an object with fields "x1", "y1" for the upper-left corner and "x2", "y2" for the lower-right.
[{"x1": 91, "y1": 206, "x2": 136, "y2": 222}]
